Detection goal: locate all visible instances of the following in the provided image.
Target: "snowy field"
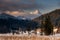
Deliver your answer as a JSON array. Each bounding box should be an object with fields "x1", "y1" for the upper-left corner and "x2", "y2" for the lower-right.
[{"x1": 0, "y1": 33, "x2": 60, "y2": 40}]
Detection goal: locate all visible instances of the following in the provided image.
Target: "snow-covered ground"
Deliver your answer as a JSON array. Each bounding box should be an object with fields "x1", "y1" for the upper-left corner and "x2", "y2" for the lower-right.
[
  {"x1": 0, "y1": 33, "x2": 60, "y2": 36},
  {"x1": 50, "y1": 33, "x2": 60, "y2": 37}
]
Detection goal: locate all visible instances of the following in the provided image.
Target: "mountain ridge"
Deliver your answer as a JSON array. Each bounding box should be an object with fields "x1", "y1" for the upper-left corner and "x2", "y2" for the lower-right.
[
  {"x1": 33, "y1": 9, "x2": 60, "y2": 27},
  {"x1": 0, "y1": 13, "x2": 38, "y2": 33}
]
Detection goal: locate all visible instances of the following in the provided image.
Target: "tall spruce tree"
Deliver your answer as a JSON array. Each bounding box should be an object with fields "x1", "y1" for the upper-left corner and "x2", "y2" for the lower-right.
[
  {"x1": 40, "y1": 16, "x2": 45, "y2": 35},
  {"x1": 44, "y1": 15, "x2": 53, "y2": 35}
]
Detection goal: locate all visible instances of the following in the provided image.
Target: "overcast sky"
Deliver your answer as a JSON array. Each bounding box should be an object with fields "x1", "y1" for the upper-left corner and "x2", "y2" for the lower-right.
[
  {"x1": 0, "y1": 0, "x2": 60, "y2": 19},
  {"x1": 0, "y1": 0, "x2": 60, "y2": 13}
]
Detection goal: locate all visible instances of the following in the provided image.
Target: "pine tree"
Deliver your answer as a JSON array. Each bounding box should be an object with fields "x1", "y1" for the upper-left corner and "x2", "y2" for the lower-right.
[{"x1": 44, "y1": 15, "x2": 53, "y2": 35}]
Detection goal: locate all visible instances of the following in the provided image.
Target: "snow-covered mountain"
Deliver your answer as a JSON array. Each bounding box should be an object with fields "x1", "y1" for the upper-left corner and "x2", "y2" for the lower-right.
[
  {"x1": 0, "y1": 9, "x2": 42, "y2": 20},
  {"x1": 16, "y1": 9, "x2": 42, "y2": 20}
]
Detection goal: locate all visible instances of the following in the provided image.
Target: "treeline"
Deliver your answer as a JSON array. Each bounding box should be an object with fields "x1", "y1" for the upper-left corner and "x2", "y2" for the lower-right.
[{"x1": 0, "y1": 13, "x2": 38, "y2": 34}]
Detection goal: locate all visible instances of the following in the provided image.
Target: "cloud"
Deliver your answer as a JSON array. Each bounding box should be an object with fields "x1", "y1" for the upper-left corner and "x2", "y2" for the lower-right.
[
  {"x1": 0, "y1": 0, "x2": 45, "y2": 10},
  {"x1": 18, "y1": 4, "x2": 44, "y2": 9},
  {"x1": 58, "y1": 0, "x2": 60, "y2": 6}
]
